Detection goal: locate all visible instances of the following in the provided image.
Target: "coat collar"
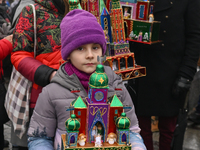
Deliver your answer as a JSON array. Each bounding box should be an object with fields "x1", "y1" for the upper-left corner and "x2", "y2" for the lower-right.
[{"x1": 153, "y1": 0, "x2": 173, "y2": 13}]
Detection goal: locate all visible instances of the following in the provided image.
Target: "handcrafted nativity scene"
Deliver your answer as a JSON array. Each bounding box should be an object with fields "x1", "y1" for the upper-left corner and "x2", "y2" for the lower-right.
[
  {"x1": 123, "y1": 0, "x2": 161, "y2": 44},
  {"x1": 61, "y1": 64, "x2": 132, "y2": 149}
]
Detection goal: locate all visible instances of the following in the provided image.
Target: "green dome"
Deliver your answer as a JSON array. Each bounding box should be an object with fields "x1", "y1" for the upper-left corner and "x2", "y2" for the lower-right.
[
  {"x1": 115, "y1": 113, "x2": 131, "y2": 129},
  {"x1": 68, "y1": 0, "x2": 79, "y2": 5},
  {"x1": 111, "y1": 0, "x2": 119, "y2": 2},
  {"x1": 89, "y1": 64, "x2": 109, "y2": 89},
  {"x1": 65, "y1": 114, "x2": 80, "y2": 131}
]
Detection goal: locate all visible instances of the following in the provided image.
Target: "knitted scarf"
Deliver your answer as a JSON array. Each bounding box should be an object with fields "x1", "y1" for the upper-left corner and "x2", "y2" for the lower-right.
[{"x1": 64, "y1": 62, "x2": 92, "y2": 93}]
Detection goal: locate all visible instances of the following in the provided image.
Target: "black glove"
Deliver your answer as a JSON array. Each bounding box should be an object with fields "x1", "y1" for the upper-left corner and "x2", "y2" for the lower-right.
[{"x1": 172, "y1": 77, "x2": 191, "y2": 107}]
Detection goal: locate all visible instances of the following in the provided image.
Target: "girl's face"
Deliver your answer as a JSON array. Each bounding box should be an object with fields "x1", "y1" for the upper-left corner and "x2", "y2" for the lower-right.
[{"x1": 68, "y1": 43, "x2": 103, "y2": 74}]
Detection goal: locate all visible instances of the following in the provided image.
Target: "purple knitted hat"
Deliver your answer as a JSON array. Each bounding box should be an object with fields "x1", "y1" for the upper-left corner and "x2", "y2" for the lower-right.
[{"x1": 60, "y1": 9, "x2": 107, "y2": 61}]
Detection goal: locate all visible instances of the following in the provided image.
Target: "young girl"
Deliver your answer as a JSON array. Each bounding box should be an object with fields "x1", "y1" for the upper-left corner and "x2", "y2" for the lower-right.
[{"x1": 27, "y1": 9, "x2": 146, "y2": 150}]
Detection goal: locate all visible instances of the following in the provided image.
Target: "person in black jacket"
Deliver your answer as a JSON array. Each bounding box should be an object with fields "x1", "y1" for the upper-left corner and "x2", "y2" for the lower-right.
[
  {"x1": 0, "y1": 34, "x2": 13, "y2": 150},
  {"x1": 0, "y1": 0, "x2": 11, "y2": 26},
  {"x1": 128, "y1": 0, "x2": 200, "y2": 150}
]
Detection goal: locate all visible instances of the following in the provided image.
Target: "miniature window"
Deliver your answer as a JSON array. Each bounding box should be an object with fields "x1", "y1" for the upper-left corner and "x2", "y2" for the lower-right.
[
  {"x1": 139, "y1": 5, "x2": 145, "y2": 19},
  {"x1": 121, "y1": 30, "x2": 123, "y2": 40},
  {"x1": 150, "y1": 5, "x2": 154, "y2": 14},
  {"x1": 70, "y1": 135, "x2": 76, "y2": 144},
  {"x1": 115, "y1": 109, "x2": 118, "y2": 114},
  {"x1": 114, "y1": 116, "x2": 117, "y2": 121},
  {"x1": 116, "y1": 23, "x2": 118, "y2": 29},
  {"x1": 115, "y1": 14, "x2": 117, "y2": 20},
  {"x1": 104, "y1": 18, "x2": 108, "y2": 24},
  {"x1": 78, "y1": 111, "x2": 81, "y2": 116},
  {"x1": 122, "y1": 133, "x2": 127, "y2": 143}
]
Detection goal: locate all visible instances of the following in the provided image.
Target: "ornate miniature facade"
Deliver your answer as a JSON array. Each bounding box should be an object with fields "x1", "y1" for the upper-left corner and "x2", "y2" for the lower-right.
[{"x1": 61, "y1": 64, "x2": 132, "y2": 150}]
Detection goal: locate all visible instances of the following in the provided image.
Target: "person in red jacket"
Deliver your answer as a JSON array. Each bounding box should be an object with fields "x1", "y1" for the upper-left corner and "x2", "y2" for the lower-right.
[
  {"x1": 8, "y1": 0, "x2": 69, "y2": 149},
  {"x1": 0, "y1": 34, "x2": 13, "y2": 60},
  {"x1": 0, "y1": 34, "x2": 12, "y2": 150}
]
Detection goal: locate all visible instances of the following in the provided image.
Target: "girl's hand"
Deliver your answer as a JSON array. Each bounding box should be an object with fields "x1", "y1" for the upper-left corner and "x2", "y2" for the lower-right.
[
  {"x1": 49, "y1": 71, "x2": 57, "y2": 81},
  {"x1": 4, "y1": 34, "x2": 13, "y2": 44}
]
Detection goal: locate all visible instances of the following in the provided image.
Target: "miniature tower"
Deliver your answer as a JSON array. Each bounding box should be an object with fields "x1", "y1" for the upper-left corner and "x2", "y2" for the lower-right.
[
  {"x1": 86, "y1": 64, "x2": 109, "y2": 143},
  {"x1": 71, "y1": 96, "x2": 87, "y2": 135},
  {"x1": 68, "y1": 0, "x2": 82, "y2": 11},
  {"x1": 88, "y1": 0, "x2": 100, "y2": 22},
  {"x1": 87, "y1": 64, "x2": 109, "y2": 104},
  {"x1": 65, "y1": 114, "x2": 80, "y2": 147},
  {"x1": 115, "y1": 112, "x2": 130, "y2": 145},
  {"x1": 100, "y1": 8, "x2": 112, "y2": 43},
  {"x1": 108, "y1": 94, "x2": 123, "y2": 134},
  {"x1": 80, "y1": 0, "x2": 88, "y2": 11},
  {"x1": 110, "y1": 0, "x2": 125, "y2": 43}
]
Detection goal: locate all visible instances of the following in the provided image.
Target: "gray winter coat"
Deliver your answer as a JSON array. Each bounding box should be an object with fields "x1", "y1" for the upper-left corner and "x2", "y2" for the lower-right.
[{"x1": 27, "y1": 63, "x2": 140, "y2": 148}]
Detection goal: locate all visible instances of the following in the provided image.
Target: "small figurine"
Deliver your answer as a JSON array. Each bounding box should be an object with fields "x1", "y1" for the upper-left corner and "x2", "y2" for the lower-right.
[
  {"x1": 112, "y1": 60, "x2": 118, "y2": 71},
  {"x1": 124, "y1": 7, "x2": 130, "y2": 19},
  {"x1": 107, "y1": 133, "x2": 117, "y2": 144},
  {"x1": 149, "y1": 13, "x2": 154, "y2": 22},
  {"x1": 95, "y1": 134, "x2": 102, "y2": 147},
  {"x1": 77, "y1": 133, "x2": 86, "y2": 146},
  {"x1": 143, "y1": 32, "x2": 149, "y2": 42},
  {"x1": 91, "y1": 125, "x2": 97, "y2": 142},
  {"x1": 129, "y1": 31, "x2": 136, "y2": 39},
  {"x1": 137, "y1": 31, "x2": 143, "y2": 41},
  {"x1": 97, "y1": 123, "x2": 104, "y2": 140},
  {"x1": 104, "y1": 30, "x2": 109, "y2": 43}
]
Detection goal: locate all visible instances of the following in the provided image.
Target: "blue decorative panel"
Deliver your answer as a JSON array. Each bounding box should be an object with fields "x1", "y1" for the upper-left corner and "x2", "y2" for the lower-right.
[
  {"x1": 120, "y1": 0, "x2": 137, "y2": 3},
  {"x1": 139, "y1": 5, "x2": 145, "y2": 19}
]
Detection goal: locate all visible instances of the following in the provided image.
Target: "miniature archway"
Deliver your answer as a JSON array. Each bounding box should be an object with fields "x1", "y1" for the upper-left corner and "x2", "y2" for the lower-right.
[
  {"x1": 124, "y1": 21, "x2": 128, "y2": 38},
  {"x1": 120, "y1": 58, "x2": 126, "y2": 70},
  {"x1": 70, "y1": 135, "x2": 76, "y2": 144},
  {"x1": 112, "y1": 59, "x2": 119, "y2": 71},
  {"x1": 121, "y1": 133, "x2": 127, "y2": 143},
  {"x1": 127, "y1": 56, "x2": 133, "y2": 68},
  {"x1": 90, "y1": 121, "x2": 105, "y2": 143}
]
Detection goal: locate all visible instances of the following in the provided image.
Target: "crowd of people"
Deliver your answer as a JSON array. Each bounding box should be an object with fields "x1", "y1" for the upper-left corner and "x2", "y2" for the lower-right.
[{"x1": 0, "y1": 0, "x2": 200, "y2": 150}]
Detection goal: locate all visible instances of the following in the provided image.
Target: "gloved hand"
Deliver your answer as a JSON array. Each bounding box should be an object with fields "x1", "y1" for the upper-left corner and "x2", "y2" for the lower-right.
[
  {"x1": 172, "y1": 77, "x2": 191, "y2": 107},
  {"x1": 0, "y1": 23, "x2": 14, "y2": 39}
]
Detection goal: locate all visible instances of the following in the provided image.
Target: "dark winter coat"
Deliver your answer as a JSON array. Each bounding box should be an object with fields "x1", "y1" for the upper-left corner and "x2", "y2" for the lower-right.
[
  {"x1": 130, "y1": 0, "x2": 200, "y2": 116},
  {"x1": 0, "y1": 27, "x2": 13, "y2": 126},
  {"x1": 0, "y1": 4, "x2": 10, "y2": 26},
  {"x1": 0, "y1": 39, "x2": 12, "y2": 124}
]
